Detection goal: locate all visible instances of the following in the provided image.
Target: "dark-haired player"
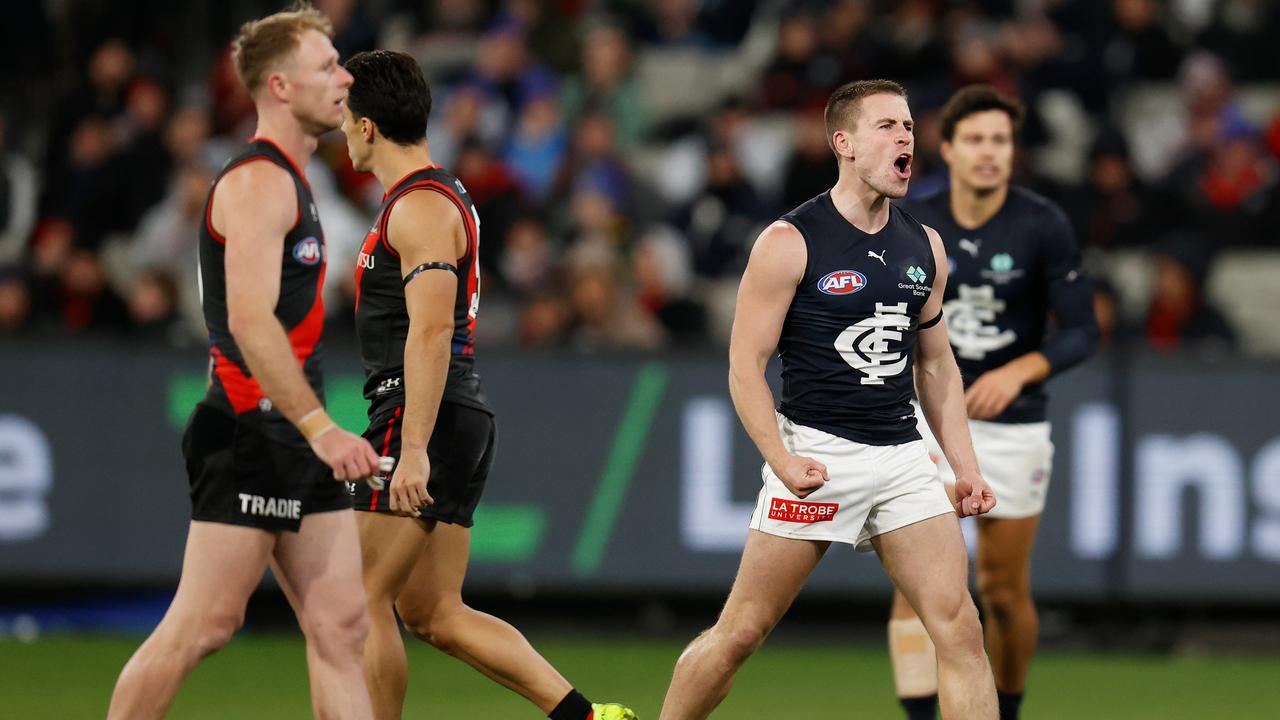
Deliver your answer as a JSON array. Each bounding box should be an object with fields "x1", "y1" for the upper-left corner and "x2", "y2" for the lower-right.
[
  {"x1": 659, "y1": 80, "x2": 999, "y2": 720},
  {"x1": 889, "y1": 85, "x2": 1098, "y2": 720},
  {"x1": 338, "y1": 50, "x2": 636, "y2": 720},
  {"x1": 109, "y1": 6, "x2": 379, "y2": 719}
]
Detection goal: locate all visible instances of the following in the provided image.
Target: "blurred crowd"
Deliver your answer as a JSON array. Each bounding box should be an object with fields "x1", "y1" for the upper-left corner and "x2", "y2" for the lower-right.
[{"x1": 2, "y1": 0, "x2": 1279, "y2": 356}]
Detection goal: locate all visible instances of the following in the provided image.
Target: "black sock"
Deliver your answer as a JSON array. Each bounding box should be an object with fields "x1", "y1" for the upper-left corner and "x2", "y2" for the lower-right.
[
  {"x1": 998, "y1": 691, "x2": 1024, "y2": 720},
  {"x1": 900, "y1": 694, "x2": 938, "y2": 720},
  {"x1": 549, "y1": 689, "x2": 593, "y2": 720}
]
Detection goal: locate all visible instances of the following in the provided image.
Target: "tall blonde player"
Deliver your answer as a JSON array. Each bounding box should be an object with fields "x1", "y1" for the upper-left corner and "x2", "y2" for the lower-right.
[{"x1": 109, "y1": 6, "x2": 379, "y2": 719}]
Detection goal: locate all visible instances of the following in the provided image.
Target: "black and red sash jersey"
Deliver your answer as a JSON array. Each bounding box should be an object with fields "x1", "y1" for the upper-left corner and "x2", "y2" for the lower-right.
[
  {"x1": 354, "y1": 166, "x2": 491, "y2": 417},
  {"x1": 197, "y1": 137, "x2": 327, "y2": 448}
]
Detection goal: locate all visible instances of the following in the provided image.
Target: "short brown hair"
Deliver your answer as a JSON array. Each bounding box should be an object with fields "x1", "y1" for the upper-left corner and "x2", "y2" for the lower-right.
[
  {"x1": 940, "y1": 85, "x2": 1025, "y2": 142},
  {"x1": 824, "y1": 79, "x2": 908, "y2": 153},
  {"x1": 231, "y1": 2, "x2": 334, "y2": 95}
]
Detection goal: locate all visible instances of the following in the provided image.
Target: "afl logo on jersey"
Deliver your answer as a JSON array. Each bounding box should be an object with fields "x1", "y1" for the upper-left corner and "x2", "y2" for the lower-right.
[
  {"x1": 818, "y1": 270, "x2": 867, "y2": 296},
  {"x1": 293, "y1": 236, "x2": 322, "y2": 266}
]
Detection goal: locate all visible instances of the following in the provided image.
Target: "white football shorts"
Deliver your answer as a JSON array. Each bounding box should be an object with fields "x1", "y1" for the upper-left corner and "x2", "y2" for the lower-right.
[
  {"x1": 915, "y1": 407, "x2": 1053, "y2": 519},
  {"x1": 748, "y1": 413, "x2": 955, "y2": 551}
]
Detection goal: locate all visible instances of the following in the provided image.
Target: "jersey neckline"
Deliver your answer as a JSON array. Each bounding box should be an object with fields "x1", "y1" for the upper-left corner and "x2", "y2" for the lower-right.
[
  {"x1": 383, "y1": 164, "x2": 445, "y2": 201},
  {"x1": 822, "y1": 190, "x2": 897, "y2": 238},
  {"x1": 247, "y1": 135, "x2": 312, "y2": 191}
]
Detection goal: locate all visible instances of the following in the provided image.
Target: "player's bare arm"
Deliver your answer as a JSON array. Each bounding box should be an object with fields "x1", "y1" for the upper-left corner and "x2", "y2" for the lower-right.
[
  {"x1": 728, "y1": 220, "x2": 829, "y2": 499},
  {"x1": 382, "y1": 190, "x2": 465, "y2": 516},
  {"x1": 913, "y1": 224, "x2": 994, "y2": 516},
  {"x1": 217, "y1": 160, "x2": 378, "y2": 481}
]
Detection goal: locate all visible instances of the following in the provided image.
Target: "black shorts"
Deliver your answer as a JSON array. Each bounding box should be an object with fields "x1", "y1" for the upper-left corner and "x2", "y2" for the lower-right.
[
  {"x1": 182, "y1": 403, "x2": 351, "y2": 532},
  {"x1": 352, "y1": 401, "x2": 495, "y2": 527}
]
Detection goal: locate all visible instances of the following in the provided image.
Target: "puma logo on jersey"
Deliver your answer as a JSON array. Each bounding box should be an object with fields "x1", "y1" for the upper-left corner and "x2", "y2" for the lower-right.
[
  {"x1": 818, "y1": 270, "x2": 867, "y2": 295},
  {"x1": 868, "y1": 249, "x2": 886, "y2": 266},
  {"x1": 959, "y1": 238, "x2": 981, "y2": 257}
]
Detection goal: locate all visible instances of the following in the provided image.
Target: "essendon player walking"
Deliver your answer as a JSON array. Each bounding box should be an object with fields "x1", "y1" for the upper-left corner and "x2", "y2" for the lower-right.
[
  {"x1": 660, "y1": 81, "x2": 999, "y2": 720},
  {"x1": 108, "y1": 7, "x2": 379, "y2": 719},
  {"x1": 338, "y1": 51, "x2": 635, "y2": 720}
]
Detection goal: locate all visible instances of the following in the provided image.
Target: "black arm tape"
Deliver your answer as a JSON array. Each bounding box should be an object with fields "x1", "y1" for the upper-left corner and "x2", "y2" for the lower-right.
[
  {"x1": 403, "y1": 261, "x2": 459, "y2": 287},
  {"x1": 918, "y1": 309, "x2": 943, "y2": 330}
]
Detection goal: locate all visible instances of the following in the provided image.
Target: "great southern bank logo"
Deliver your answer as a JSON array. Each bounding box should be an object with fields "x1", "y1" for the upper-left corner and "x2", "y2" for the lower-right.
[
  {"x1": 293, "y1": 236, "x2": 322, "y2": 266},
  {"x1": 818, "y1": 270, "x2": 867, "y2": 296}
]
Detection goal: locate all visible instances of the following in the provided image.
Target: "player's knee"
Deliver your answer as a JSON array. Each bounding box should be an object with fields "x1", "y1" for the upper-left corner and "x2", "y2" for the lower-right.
[
  {"x1": 189, "y1": 609, "x2": 244, "y2": 658},
  {"x1": 715, "y1": 622, "x2": 768, "y2": 664},
  {"x1": 927, "y1": 596, "x2": 984, "y2": 658},
  {"x1": 400, "y1": 602, "x2": 460, "y2": 655},
  {"x1": 976, "y1": 570, "x2": 1028, "y2": 624},
  {"x1": 301, "y1": 602, "x2": 369, "y2": 658}
]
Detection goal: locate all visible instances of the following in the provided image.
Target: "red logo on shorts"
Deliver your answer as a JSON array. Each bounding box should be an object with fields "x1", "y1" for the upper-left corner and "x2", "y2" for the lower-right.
[{"x1": 767, "y1": 499, "x2": 839, "y2": 523}]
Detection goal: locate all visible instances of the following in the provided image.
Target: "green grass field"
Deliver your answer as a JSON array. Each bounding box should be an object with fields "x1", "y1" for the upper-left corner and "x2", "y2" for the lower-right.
[{"x1": 3, "y1": 634, "x2": 1279, "y2": 719}]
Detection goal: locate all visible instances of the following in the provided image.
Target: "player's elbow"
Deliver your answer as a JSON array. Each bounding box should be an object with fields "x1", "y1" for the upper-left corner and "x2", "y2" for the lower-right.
[
  {"x1": 226, "y1": 306, "x2": 267, "y2": 342},
  {"x1": 727, "y1": 354, "x2": 766, "y2": 390},
  {"x1": 409, "y1": 314, "x2": 455, "y2": 341}
]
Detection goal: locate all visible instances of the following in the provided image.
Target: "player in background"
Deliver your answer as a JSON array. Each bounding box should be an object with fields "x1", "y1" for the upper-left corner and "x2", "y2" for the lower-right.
[
  {"x1": 109, "y1": 6, "x2": 380, "y2": 719},
  {"x1": 338, "y1": 50, "x2": 637, "y2": 720},
  {"x1": 659, "y1": 80, "x2": 999, "y2": 720},
  {"x1": 889, "y1": 85, "x2": 1099, "y2": 720}
]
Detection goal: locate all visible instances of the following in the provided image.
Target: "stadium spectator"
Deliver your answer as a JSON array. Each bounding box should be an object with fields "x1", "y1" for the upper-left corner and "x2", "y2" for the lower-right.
[
  {"x1": 1064, "y1": 131, "x2": 1155, "y2": 249},
  {"x1": 1102, "y1": 0, "x2": 1185, "y2": 87},
  {"x1": 504, "y1": 83, "x2": 568, "y2": 200},
  {"x1": 41, "y1": 248, "x2": 129, "y2": 335},
  {"x1": 563, "y1": 236, "x2": 663, "y2": 351},
  {"x1": 126, "y1": 267, "x2": 184, "y2": 343},
  {"x1": 0, "y1": 265, "x2": 33, "y2": 335},
  {"x1": 676, "y1": 140, "x2": 769, "y2": 280},
  {"x1": 781, "y1": 109, "x2": 837, "y2": 211},
  {"x1": 499, "y1": 213, "x2": 557, "y2": 298},
  {"x1": 632, "y1": 224, "x2": 706, "y2": 345},
  {"x1": 314, "y1": 0, "x2": 378, "y2": 61},
  {"x1": 1143, "y1": 233, "x2": 1236, "y2": 353},
  {"x1": 562, "y1": 20, "x2": 649, "y2": 150},
  {"x1": 819, "y1": 0, "x2": 877, "y2": 85},
  {"x1": 759, "y1": 10, "x2": 833, "y2": 110}
]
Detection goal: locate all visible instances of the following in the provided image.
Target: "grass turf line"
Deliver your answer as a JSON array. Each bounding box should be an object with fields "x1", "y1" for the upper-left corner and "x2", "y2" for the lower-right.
[{"x1": 3, "y1": 635, "x2": 1279, "y2": 719}]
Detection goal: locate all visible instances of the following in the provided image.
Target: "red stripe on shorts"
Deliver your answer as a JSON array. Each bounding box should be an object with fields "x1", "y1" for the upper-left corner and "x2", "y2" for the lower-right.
[{"x1": 370, "y1": 406, "x2": 403, "y2": 510}]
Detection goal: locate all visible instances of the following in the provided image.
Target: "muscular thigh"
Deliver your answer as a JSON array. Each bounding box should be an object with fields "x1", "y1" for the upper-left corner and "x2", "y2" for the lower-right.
[
  {"x1": 395, "y1": 521, "x2": 471, "y2": 620},
  {"x1": 272, "y1": 509, "x2": 366, "y2": 618},
  {"x1": 357, "y1": 511, "x2": 431, "y2": 601},
  {"x1": 170, "y1": 520, "x2": 275, "y2": 617},
  {"x1": 717, "y1": 530, "x2": 828, "y2": 630},
  {"x1": 872, "y1": 513, "x2": 968, "y2": 619}
]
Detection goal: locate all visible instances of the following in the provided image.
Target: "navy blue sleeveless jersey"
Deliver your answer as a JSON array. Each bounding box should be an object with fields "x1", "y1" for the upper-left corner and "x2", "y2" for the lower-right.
[
  {"x1": 898, "y1": 185, "x2": 1097, "y2": 423},
  {"x1": 354, "y1": 166, "x2": 491, "y2": 417},
  {"x1": 777, "y1": 192, "x2": 937, "y2": 446},
  {"x1": 197, "y1": 137, "x2": 327, "y2": 449}
]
